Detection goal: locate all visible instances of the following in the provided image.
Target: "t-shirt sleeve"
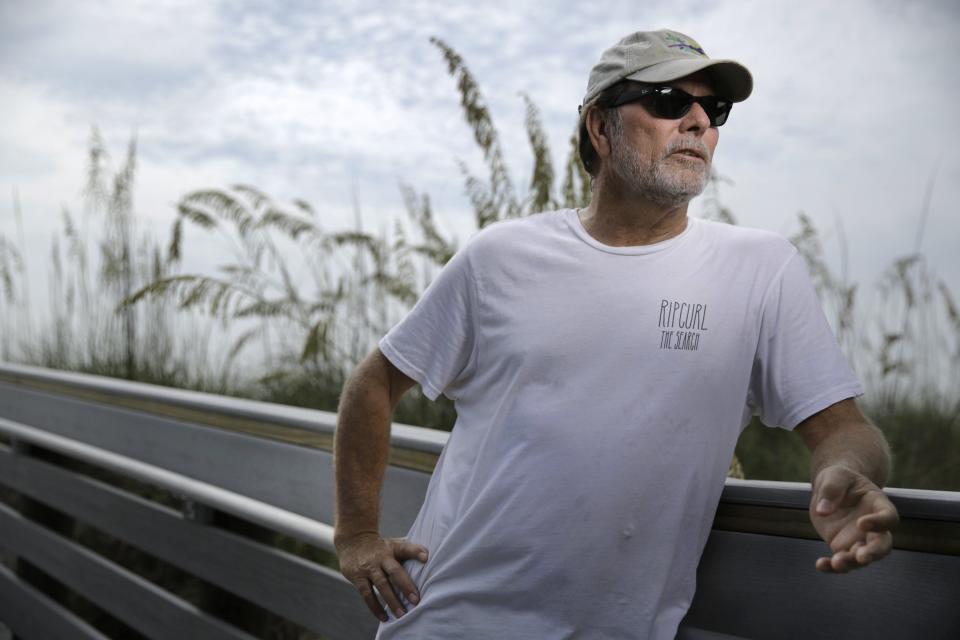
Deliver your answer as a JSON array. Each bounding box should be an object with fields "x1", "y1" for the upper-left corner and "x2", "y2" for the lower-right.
[
  {"x1": 378, "y1": 245, "x2": 480, "y2": 401},
  {"x1": 747, "y1": 249, "x2": 864, "y2": 430}
]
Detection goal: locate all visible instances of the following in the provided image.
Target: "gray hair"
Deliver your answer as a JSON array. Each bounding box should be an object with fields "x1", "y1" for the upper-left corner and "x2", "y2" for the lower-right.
[{"x1": 576, "y1": 81, "x2": 637, "y2": 179}]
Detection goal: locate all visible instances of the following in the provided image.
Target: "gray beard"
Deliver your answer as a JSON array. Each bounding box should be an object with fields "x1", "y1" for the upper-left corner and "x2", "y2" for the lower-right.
[{"x1": 607, "y1": 113, "x2": 711, "y2": 206}]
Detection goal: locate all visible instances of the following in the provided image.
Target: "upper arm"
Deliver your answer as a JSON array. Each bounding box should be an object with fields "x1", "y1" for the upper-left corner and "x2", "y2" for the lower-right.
[
  {"x1": 345, "y1": 347, "x2": 417, "y2": 414},
  {"x1": 794, "y1": 397, "x2": 868, "y2": 453},
  {"x1": 376, "y1": 242, "x2": 480, "y2": 402},
  {"x1": 747, "y1": 251, "x2": 864, "y2": 430},
  {"x1": 373, "y1": 347, "x2": 416, "y2": 408}
]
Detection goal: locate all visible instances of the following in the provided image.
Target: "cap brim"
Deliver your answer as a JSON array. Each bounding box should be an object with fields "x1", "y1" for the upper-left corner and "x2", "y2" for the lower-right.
[{"x1": 625, "y1": 58, "x2": 753, "y2": 102}]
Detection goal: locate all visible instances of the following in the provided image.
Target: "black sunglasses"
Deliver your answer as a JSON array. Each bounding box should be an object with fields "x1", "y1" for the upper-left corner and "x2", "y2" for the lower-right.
[{"x1": 608, "y1": 86, "x2": 732, "y2": 127}]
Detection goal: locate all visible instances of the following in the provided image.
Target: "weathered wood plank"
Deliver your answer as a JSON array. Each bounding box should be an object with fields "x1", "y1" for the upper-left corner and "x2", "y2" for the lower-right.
[
  {"x1": 0, "y1": 382, "x2": 430, "y2": 537},
  {"x1": 0, "y1": 562, "x2": 109, "y2": 640},
  {"x1": 682, "y1": 529, "x2": 960, "y2": 640},
  {"x1": 676, "y1": 627, "x2": 748, "y2": 640},
  {"x1": 0, "y1": 501, "x2": 256, "y2": 640},
  {"x1": 0, "y1": 448, "x2": 378, "y2": 639},
  {"x1": 0, "y1": 366, "x2": 447, "y2": 472}
]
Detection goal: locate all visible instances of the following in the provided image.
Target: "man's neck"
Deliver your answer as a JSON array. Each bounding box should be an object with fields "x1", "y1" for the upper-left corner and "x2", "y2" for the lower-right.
[{"x1": 578, "y1": 182, "x2": 690, "y2": 247}]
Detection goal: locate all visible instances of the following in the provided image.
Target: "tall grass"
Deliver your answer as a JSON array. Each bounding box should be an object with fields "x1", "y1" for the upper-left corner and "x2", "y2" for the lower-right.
[
  {"x1": 2, "y1": 40, "x2": 958, "y2": 484},
  {"x1": 1, "y1": 34, "x2": 958, "y2": 640},
  {"x1": 1, "y1": 131, "x2": 332, "y2": 638},
  {"x1": 2, "y1": 128, "x2": 236, "y2": 394}
]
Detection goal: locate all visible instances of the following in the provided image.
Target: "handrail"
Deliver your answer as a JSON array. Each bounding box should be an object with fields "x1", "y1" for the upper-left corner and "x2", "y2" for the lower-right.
[
  {"x1": 0, "y1": 362, "x2": 447, "y2": 457},
  {"x1": 3, "y1": 362, "x2": 958, "y2": 640},
  {"x1": 722, "y1": 478, "x2": 960, "y2": 521},
  {"x1": 1, "y1": 361, "x2": 958, "y2": 537},
  {"x1": 0, "y1": 417, "x2": 337, "y2": 552}
]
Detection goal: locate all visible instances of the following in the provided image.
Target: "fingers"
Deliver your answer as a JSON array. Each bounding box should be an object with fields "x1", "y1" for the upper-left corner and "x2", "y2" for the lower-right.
[
  {"x1": 816, "y1": 549, "x2": 859, "y2": 573},
  {"x1": 392, "y1": 539, "x2": 430, "y2": 564},
  {"x1": 857, "y1": 531, "x2": 893, "y2": 564},
  {"x1": 815, "y1": 531, "x2": 893, "y2": 573},
  {"x1": 338, "y1": 536, "x2": 429, "y2": 623},
  {"x1": 383, "y1": 558, "x2": 421, "y2": 606},
  {"x1": 353, "y1": 577, "x2": 389, "y2": 623},
  {"x1": 369, "y1": 568, "x2": 408, "y2": 620},
  {"x1": 382, "y1": 540, "x2": 427, "y2": 610},
  {"x1": 350, "y1": 564, "x2": 416, "y2": 623},
  {"x1": 857, "y1": 500, "x2": 899, "y2": 533},
  {"x1": 813, "y1": 466, "x2": 854, "y2": 516},
  {"x1": 818, "y1": 548, "x2": 857, "y2": 573}
]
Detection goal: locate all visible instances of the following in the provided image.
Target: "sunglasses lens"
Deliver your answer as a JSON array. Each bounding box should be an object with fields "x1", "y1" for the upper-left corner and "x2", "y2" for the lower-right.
[
  {"x1": 613, "y1": 87, "x2": 732, "y2": 127},
  {"x1": 653, "y1": 90, "x2": 694, "y2": 119},
  {"x1": 707, "y1": 99, "x2": 731, "y2": 126},
  {"x1": 671, "y1": 92, "x2": 732, "y2": 127}
]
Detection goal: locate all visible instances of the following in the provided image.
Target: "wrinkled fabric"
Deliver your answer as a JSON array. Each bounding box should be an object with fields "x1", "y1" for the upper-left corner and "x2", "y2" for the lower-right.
[{"x1": 375, "y1": 210, "x2": 862, "y2": 640}]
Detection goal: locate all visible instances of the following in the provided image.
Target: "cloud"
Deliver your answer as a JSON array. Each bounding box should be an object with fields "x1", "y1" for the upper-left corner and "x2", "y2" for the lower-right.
[
  {"x1": 1, "y1": 0, "x2": 959, "y2": 304},
  {"x1": 0, "y1": 0, "x2": 219, "y2": 100}
]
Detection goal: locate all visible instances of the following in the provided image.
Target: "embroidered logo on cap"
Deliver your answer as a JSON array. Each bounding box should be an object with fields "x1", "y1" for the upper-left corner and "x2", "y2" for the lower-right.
[{"x1": 662, "y1": 31, "x2": 707, "y2": 57}]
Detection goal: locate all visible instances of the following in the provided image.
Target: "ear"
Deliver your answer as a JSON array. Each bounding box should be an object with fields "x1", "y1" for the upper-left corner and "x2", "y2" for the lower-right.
[{"x1": 586, "y1": 106, "x2": 613, "y2": 161}]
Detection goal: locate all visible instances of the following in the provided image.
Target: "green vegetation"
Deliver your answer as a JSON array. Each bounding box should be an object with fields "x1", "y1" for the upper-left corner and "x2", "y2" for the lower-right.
[
  {"x1": 1, "y1": 39, "x2": 957, "y2": 488},
  {"x1": 1, "y1": 129, "x2": 236, "y2": 394},
  {"x1": 1, "y1": 35, "x2": 958, "y2": 640}
]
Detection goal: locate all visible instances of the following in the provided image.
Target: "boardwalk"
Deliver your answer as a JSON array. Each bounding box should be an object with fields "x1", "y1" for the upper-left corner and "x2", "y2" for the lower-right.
[{"x1": 1, "y1": 362, "x2": 958, "y2": 639}]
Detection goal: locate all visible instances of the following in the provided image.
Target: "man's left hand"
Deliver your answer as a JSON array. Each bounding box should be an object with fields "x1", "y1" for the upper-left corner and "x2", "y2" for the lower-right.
[{"x1": 809, "y1": 464, "x2": 899, "y2": 573}]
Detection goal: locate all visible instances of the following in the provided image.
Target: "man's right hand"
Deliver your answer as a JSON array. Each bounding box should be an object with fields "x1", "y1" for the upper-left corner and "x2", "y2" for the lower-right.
[{"x1": 335, "y1": 532, "x2": 429, "y2": 622}]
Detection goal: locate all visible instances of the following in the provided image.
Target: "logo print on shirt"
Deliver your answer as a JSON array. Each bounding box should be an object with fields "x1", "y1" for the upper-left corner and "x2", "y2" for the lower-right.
[{"x1": 658, "y1": 298, "x2": 708, "y2": 351}]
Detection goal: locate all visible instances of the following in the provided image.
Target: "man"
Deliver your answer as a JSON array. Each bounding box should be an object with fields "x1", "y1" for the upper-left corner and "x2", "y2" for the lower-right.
[{"x1": 334, "y1": 29, "x2": 898, "y2": 639}]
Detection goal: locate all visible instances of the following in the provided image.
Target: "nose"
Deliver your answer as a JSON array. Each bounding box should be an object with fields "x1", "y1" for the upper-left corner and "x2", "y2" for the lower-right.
[{"x1": 679, "y1": 100, "x2": 711, "y2": 134}]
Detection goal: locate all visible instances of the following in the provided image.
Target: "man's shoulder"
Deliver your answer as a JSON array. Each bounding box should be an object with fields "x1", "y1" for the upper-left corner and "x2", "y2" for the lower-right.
[
  {"x1": 464, "y1": 209, "x2": 570, "y2": 255},
  {"x1": 696, "y1": 217, "x2": 796, "y2": 263}
]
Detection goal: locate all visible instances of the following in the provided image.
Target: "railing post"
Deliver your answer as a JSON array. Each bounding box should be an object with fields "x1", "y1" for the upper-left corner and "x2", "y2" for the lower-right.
[
  {"x1": 6, "y1": 437, "x2": 74, "y2": 620},
  {"x1": 179, "y1": 497, "x2": 273, "y2": 634},
  {"x1": 181, "y1": 498, "x2": 215, "y2": 525},
  {"x1": 4, "y1": 437, "x2": 26, "y2": 574},
  {"x1": 5, "y1": 439, "x2": 30, "y2": 640},
  {"x1": 179, "y1": 497, "x2": 230, "y2": 621},
  {"x1": 10, "y1": 437, "x2": 30, "y2": 456}
]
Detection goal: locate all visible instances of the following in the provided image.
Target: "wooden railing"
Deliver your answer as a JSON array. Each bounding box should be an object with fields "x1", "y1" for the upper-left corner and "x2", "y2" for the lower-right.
[{"x1": 0, "y1": 362, "x2": 957, "y2": 640}]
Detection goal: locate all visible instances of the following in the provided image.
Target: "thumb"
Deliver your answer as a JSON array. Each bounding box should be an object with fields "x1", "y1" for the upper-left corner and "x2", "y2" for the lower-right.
[
  {"x1": 814, "y1": 466, "x2": 852, "y2": 515},
  {"x1": 391, "y1": 539, "x2": 429, "y2": 563}
]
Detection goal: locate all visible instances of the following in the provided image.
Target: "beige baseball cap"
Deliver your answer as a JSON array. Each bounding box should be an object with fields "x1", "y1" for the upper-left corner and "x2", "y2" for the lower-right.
[{"x1": 582, "y1": 29, "x2": 753, "y2": 106}]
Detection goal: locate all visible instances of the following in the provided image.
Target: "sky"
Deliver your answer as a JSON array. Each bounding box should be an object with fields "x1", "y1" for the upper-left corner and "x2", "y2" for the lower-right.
[{"x1": 2, "y1": 0, "x2": 959, "y2": 341}]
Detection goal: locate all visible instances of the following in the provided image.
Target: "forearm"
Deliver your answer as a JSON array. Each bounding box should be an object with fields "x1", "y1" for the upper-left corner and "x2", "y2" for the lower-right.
[
  {"x1": 801, "y1": 400, "x2": 899, "y2": 573},
  {"x1": 809, "y1": 418, "x2": 892, "y2": 488},
  {"x1": 333, "y1": 358, "x2": 394, "y2": 545}
]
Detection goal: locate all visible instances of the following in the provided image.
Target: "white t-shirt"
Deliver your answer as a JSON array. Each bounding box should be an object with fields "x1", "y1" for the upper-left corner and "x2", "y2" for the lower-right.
[{"x1": 375, "y1": 210, "x2": 862, "y2": 640}]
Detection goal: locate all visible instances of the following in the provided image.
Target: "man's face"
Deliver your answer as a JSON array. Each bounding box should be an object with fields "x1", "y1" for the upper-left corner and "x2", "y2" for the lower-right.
[{"x1": 605, "y1": 72, "x2": 719, "y2": 206}]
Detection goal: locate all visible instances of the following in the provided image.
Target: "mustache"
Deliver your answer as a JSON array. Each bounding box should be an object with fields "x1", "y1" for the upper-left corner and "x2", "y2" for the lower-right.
[{"x1": 663, "y1": 139, "x2": 711, "y2": 161}]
